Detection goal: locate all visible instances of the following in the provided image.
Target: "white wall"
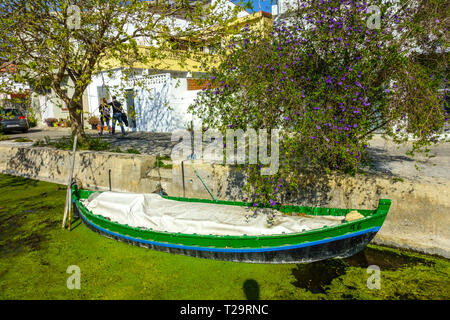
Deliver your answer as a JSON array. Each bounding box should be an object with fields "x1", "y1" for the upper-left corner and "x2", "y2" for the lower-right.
[{"x1": 87, "y1": 69, "x2": 202, "y2": 132}]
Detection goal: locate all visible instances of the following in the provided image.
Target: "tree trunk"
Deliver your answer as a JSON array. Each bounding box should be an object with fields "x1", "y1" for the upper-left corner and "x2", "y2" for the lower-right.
[{"x1": 68, "y1": 100, "x2": 86, "y2": 142}]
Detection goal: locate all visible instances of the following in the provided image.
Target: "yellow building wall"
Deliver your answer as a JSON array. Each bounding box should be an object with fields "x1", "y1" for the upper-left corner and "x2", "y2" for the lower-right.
[{"x1": 97, "y1": 12, "x2": 273, "y2": 74}]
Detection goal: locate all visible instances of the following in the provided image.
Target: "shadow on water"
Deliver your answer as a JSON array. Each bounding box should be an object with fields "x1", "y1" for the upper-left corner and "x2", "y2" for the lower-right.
[
  {"x1": 291, "y1": 246, "x2": 434, "y2": 293},
  {"x1": 68, "y1": 217, "x2": 82, "y2": 231},
  {"x1": 0, "y1": 175, "x2": 38, "y2": 189},
  {"x1": 343, "y1": 246, "x2": 434, "y2": 270},
  {"x1": 0, "y1": 205, "x2": 59, "y2": 257},
  {"x1": 243, "y1": 279, "x2": 260, "y2": 300},
  {"x1": 291, "y1": 259, "x2": 347, "y2": 294}
]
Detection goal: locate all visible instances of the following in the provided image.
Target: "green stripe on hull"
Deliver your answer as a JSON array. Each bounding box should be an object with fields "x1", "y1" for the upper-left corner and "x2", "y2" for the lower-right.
[{"x1": 72, "y1": 187, "x2": 390, "y2": 250}]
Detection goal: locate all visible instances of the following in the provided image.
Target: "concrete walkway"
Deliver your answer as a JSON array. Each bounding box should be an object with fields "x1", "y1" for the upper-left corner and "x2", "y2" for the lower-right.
[
  {"x1": 366, "y1": 134, "x2": 450, "y2": 184},
  {"x1": 3, "y1": 127, "x2": 177, "y2": 157},
  {"x1": 3, "y1": 126, "x2": 450, "y2": 183}
]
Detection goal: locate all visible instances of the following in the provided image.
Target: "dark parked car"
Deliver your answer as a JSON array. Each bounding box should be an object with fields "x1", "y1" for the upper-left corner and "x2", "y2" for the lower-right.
[{"x1": 0, "y1": 108, "x2": 29, "y2": 133}]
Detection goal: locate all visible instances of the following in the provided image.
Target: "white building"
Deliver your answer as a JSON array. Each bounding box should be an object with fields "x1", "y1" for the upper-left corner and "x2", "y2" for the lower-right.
[{"x1": 85, "y1": 0, "x2": 252, "y2": 132}]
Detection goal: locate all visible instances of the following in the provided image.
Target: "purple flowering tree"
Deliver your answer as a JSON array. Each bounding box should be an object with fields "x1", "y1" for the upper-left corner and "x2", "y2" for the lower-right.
[{"x1": 190, "y1": 0, "x2": 448, "y2": 206}]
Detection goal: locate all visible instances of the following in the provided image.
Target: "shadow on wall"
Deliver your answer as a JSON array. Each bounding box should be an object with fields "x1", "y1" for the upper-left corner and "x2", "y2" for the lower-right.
[
  {"x1": 135, "y1": 81, "x2": 184, "y2": 132},
  {"x1": 223, "y1": 166, "x2": 332, "y2": 206}
]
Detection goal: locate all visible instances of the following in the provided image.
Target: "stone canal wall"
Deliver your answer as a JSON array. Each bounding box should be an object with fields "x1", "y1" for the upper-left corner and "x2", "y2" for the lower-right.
[
  {"x1": 1, "y1": 143, "x2": 449, "y2": 259},
  {"x1": 0, "y1": 143, "x2": 157, "y2": 193}
]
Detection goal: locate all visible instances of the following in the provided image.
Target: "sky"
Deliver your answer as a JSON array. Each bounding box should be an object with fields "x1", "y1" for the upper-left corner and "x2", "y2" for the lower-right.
[{"x1": 231, "y1": 0, "x2": 275, "y2": 13}]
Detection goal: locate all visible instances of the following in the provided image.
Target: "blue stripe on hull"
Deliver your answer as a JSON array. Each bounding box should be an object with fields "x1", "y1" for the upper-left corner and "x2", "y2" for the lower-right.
[{"x1": 76, "y1": 202, "x2": 380, "y2": 253}]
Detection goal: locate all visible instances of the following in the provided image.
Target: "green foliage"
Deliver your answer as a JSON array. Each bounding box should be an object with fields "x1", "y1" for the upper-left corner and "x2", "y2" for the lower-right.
[
  {"x1": 109, "y1": 147, "x2": 124, "y2": 153},
  {"x1": 191, "y1": 0, "x2": 449, "y2": 207},
  {"x1": 26, "y1": 107, "x2": 38, "y2": 128},
  {"x1": 157, "y1": 154, "x2": 172, "y2": 161},
  {"x1": 35, "y1": 136, "x2": 110, "y2": 151},
  {"x1": 126, "y1": 148, "x2": 141, "y2": 154},
  {"x1": 14, "y1": 138, "x2": 32, "y2": 143},
  {"x1": 0, "y1": 0, "x2": 247, "y2": 138},
  {"x1": 155, "y1": 159, "x2": 173, "y2": 169},
  {"x1": 32, "y1": 136, "x2": 51, "y2": 147},
  {"x1": 155, "y1": 155, "x2": 173, "y2": 168}
]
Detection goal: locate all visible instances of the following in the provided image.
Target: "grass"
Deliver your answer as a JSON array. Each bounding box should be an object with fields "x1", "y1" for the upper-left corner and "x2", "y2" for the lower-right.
[
  {"x1": 109, "y1": 147, "x2": 123, "y2": 153},
  {"x1": 32, "y1": 137, "x2": 141, "y2": 155},
  {"x1": 88, "y1": 146, "x2": 140, "y2": 154},
  {"x1": 0, "y1": 173, "x2": 449, "y2": 300},
  {"x1": 126, "y1": 148, "x2": 140, "y2": 154},
  {"x1": 155, "y1": 159, "x2": 173, "y2": 169},
  {"x1": 157, "y1": 154, "x2": 171, "y2": 161},
  {"x1": 0, "y1": 134, "x2": 10, "y2": 141},
  {"x1": 14, "y1": 137, "x2": 33, "y2": 143},
  {"x1": 155, "y1": 155, "x2": 173, "y2": 169},
  {"x1": 33, "y1": 136, "x2": 110, "y2": 151}
]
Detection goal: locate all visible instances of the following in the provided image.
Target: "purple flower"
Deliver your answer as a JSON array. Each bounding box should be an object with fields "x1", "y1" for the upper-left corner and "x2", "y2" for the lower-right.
[{"x1": 311, "y1": 136, "x2": 316, "y2": 139}]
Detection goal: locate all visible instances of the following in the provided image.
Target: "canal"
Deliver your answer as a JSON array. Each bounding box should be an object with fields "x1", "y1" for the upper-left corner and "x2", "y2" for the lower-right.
[{"x1": 0, "y1": 173, "x2": 448, "y2": 299}]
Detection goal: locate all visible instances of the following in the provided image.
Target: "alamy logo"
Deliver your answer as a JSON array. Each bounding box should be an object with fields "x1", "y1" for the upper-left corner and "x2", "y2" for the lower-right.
[
  {"x1": 66, "y1": 265, "x2": 81, "y2": 290},
  {"x1": 366, "y1": 0, "x2": 400, "y2": 30},
  {"x1": 366, "y1": 5, "x2": 381, "y2": 30},
  {"x1": 171, "y1": 123, "x2": 279, "y2": 175},
  {"x1": 366, "y1": 265, "x2": 381, "y2": 290},
  {"x1": 67, "y1": 5, "x2": 81, "y2": 30}
]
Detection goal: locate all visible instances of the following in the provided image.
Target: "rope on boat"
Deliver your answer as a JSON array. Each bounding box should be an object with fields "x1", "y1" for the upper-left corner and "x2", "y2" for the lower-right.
[
  {"x1": 187, "y1": 122, "x2": 217, "y2": 202},
  {"x1": 193, "y1": 167, "x2": 217, "y2": 202}
]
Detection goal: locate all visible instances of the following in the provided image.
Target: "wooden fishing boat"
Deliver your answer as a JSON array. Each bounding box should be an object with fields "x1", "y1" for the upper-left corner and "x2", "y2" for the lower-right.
[{"x1": 71, "y1": 185, "x2": 391, "y2": 264}]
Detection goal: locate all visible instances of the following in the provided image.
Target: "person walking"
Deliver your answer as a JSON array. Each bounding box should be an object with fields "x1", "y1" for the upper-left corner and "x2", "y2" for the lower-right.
[
  {"x1": 98, "y1": 97, "x2": 111, "y2": 135},
  {"x1": 109, "y1": 96, "x2": 126, "y2": 136}
]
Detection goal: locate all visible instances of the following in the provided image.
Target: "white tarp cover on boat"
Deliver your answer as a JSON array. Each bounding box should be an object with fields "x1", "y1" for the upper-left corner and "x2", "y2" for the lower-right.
[{"x1": 81, "y1": 192, "x2": 345, "y2": 236}]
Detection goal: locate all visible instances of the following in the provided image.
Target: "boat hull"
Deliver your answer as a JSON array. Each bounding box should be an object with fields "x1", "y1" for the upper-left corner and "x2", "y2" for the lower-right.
[{"x1": 74, "y1": 201, "x2": 380, "y2": 264}]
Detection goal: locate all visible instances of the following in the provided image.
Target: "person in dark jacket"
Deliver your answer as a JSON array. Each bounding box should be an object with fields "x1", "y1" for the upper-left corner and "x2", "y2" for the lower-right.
[
  {"x1": 109, "y1": 96, "x2": 126, "y2": 135},
  {"x1": 98, "y1": 97, "x2": 111, "y2": 135}
]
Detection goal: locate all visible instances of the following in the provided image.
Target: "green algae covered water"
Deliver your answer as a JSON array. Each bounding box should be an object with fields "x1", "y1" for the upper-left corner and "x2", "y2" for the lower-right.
[{"x1": 0, "y1": 174, "x2": 448, "y2": 300}]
